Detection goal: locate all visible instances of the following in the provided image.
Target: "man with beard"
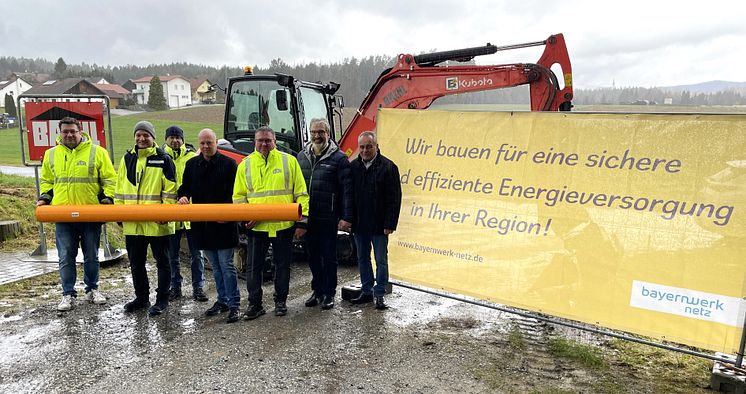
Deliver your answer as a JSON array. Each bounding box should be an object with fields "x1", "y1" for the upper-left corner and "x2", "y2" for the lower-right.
[
  {"x1": 297, "y1": 118, "x2": 353, "y2": 310},
  {"x1": 115, "y1": 121, "x2": 177, "y2": 316}
]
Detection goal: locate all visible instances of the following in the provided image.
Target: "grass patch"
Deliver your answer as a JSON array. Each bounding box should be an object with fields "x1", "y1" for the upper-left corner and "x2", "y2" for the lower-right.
[
  {"x1": 508, "y1": 324, "x2": 526, "y2": 350},
  {"x1": 547, "y1": 337, "x2": 607, "y2": 370},
  {"x1": 606, "y1": 338, "x2": 711, "y2": 393},
  {"x1": 0, "y1": 172, "x2": 36, "y2": 187},
  {"x1": 0, "y1": 174, "x2": 125, "y2": 251}
]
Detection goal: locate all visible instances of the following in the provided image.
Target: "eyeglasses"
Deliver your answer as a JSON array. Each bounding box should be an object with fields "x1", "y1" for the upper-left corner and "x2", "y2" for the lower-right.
[{"x1": 310, "y1": 130, "x2": 327, "y2": 135}]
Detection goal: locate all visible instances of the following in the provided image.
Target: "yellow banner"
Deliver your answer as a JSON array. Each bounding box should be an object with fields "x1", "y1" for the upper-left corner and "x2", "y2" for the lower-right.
[{"x1": 378, "y1": 109, "x2": 746, "y2": 353}]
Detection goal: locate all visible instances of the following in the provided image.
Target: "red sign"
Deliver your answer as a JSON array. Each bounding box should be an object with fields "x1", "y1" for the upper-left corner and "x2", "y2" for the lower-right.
[{"x1": 25, "y1": 101, "x2": 106, "y2": 161}]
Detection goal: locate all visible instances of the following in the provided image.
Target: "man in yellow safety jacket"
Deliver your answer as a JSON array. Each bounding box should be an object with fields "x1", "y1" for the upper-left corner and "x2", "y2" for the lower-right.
[
  {"x1": 115, "y1": 120, "x2": 177, "y2": 316},
  {"x1": 37, "y1": 116, "x2": 117, "y2": 312},
  {"x1": 162, "y1": 125, "x2": 207, "y2": 302},
  {"x1": 233, "y1": 126, "x2": 309, "y2": 320}
]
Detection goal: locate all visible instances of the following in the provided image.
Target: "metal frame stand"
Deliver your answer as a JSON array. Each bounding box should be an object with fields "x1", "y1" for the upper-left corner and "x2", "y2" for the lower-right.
[{"x1": 18, "y1": 94, "x2": 125, "y2": 263}]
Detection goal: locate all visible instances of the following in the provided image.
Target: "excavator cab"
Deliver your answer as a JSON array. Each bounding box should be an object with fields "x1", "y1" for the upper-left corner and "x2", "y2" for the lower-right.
[{"x1": 220, "y1": 74, "x2": 338, "y2": 161}]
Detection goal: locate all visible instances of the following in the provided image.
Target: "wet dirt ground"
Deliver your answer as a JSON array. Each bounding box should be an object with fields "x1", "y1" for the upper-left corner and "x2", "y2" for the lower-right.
[{"x1": 0, "y1": 258, "x2": 711, "y2": 393}]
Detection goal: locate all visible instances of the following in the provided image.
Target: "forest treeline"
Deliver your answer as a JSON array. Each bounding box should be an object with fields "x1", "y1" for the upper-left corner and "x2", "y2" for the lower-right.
[{"x1": 2, "y1": 56, "x2": 745, "y2": 107}]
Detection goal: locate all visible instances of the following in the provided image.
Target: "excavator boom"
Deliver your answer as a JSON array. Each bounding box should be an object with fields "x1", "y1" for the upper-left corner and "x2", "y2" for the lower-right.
[{"x1": 338, "y1": 34, "x2": 573, "y2": 156}]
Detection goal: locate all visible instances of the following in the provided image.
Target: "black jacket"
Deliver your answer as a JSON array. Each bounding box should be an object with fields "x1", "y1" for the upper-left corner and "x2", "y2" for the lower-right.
[
  {"x1": 351, "y1": 151, "x2": 402, "y2": 235},
  {"x1": 297, "y1": 140, "x2": 353, "y2": 225},
  {"x1": 178, "y1": 152, "x2": 238, "y2": 250}
]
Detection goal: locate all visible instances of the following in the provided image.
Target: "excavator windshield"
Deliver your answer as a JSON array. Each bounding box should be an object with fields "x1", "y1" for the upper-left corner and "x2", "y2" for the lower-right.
[{"x1": 226, "y1": 79, "x2": 297, "y2": 153}]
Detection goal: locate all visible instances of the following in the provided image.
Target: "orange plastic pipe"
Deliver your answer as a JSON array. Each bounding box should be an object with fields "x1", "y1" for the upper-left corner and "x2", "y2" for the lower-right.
[{"x1": 36, "y1": 203, "x2": 301, "y2": 223}]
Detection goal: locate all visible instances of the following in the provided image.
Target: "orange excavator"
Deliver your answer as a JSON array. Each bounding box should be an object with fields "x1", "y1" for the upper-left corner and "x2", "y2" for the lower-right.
[
  {"x1": 216, "y1": 34, "x2": 573, "y2": 265},
  {"x1": 216, "y1": 33, "x2": 572, "y2": 162}
]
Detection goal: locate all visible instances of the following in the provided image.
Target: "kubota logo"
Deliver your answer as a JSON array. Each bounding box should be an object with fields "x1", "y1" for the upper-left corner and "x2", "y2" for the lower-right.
[{"x1": 445, "y1": 77, "x2": 494, "y2": 91}]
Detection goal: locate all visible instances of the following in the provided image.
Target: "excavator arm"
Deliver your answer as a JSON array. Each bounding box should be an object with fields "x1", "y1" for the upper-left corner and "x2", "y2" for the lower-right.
[{"x1": 339, "y1": 34, "x2": 573, "y2": 156}]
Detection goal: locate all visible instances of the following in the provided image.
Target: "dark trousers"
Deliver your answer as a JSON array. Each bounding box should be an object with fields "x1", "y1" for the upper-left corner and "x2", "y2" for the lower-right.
[
  {"x1": 306, "y1": 221, "x2": 338, "y2": 297},
  {"x1": 125, "y1": 235, "x2": 171, "y2": 304},
  {"x1": 247, "y1": 227, "x2": 293, "y2": 307}
]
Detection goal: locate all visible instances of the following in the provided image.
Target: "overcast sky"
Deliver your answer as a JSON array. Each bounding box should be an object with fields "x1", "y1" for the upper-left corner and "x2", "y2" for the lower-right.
[{"x1": 1, "y1": 0, "x2": 744, "y2": 89}]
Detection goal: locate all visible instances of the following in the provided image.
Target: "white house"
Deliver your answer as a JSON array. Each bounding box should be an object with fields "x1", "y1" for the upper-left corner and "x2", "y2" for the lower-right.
[
  {"x1": 132, "y1": 75, "x2": 192, "y2": 108},
  {"x1": 0, "y1": 75, "x2": 33, "y2": 105}
]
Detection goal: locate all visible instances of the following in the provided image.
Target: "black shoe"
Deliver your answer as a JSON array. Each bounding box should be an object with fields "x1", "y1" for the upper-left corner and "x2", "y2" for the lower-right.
[
  {"x1": 148, "y1": 301, "x2": 168, "y2": 316},
  {"x1": 375, "y1": 296, "x2": 388, "y2": 310},
  {"x1": 304, "y1": 292, "x2": 321, "y2": 307},
  {"x1": 168, "y1": 288, "x2": 182, "y2": 301},
  {"x1": 205, "y1": 302, "x2": 229, "y2": 316},
  {"x1": 123, "y1": 298, "x2": 150, "y2": 313},
  {"x1": 243, "y1": 305, "x2": 266, "y2": 320},
  {"x1": 274, "y1": 302, "x2": 288, "y2": 316},
  {"x1": 193, "y1": 288, "x2": 209, "y2": 302},
  {"x1": 226, "y1": 308, "x2": 240, "y2": 323},
  {"x1": 350, "y1": 293, "x2": 374, "y2": 305},
  {"x1": 321, "y1": 295, "x2": 335, "y2": 310}
]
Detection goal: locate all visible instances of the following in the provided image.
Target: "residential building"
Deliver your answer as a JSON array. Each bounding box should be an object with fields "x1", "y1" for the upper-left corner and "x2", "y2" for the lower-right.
[
  {"x1": 23, "y1": 78, "x2": 119, "y2": 108},
  {"x1": 94, "y1": 84, "x2": 131, "y2": 108},
  {"x1": 0, "y1": 75, "x2": 34, "y2": 104},
  {"x1": 131, "y1": 75, "x2": 192, "y2": 108},
  {"x1": 190, "y1": 78, "x2": 216, "y2": 104}
]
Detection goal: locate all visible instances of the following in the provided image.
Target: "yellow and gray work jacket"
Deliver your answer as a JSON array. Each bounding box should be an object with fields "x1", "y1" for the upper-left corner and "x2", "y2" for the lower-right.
[
  {"x1": 114, "y1": 145, "x2": 177, "y2": 237},
  {"x1": 39, "y1": 133, "x2": 116, "y2": 205},
  {"x1": 164, "y1": 143, "x2": 197, "y2": 231},
  {"x1": 233, "y1": 148, "x2": 309, "y2": 237}
]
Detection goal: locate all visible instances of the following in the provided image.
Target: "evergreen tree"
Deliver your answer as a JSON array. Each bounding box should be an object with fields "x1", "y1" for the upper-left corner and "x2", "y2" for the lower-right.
[
  {"x1": 147, "y1": 76, "x2": 167, "y2": 110},
  {"x1": 4, "y1": 94, "x2": 16, "y2": 117},
  {"x1": 54, "y1": 57, "x2": 67, "y2": 79}
]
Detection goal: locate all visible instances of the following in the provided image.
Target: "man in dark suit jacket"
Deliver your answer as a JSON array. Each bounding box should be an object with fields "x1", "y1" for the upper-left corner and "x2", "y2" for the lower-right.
[
  {"x1": 349, "y1": 131, "x2": 402, "y2": 310},
  {"x1": 178, "y1": 129, "x2": 241, "y2": 323}
]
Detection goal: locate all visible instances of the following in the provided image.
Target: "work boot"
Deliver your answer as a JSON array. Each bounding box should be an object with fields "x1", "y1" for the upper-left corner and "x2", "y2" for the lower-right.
[
  {"x1": 148, "y1": 301, "x2": 168, "y2": 316},
  {"x1": 243, "y1": 305, "x2": 266, "y2": 320},
  {"x1": 85, "y1": 289, "x2": 107, "y2": 305},
  {"x1": 321, "y1": 295, "x2": 335, "y2": 310},
  {"x1": 350, "y1": 293, "x2": 374, "y2": 305},
  {"x1": 168, "y1": 287, "x2": 182, "y2": 301},
  {"x1": 304, "y1": 292, "x2": 322, "y2": 307},
  {"x1": 57, "y1": 295, "x2": 75, "y2": 311},
  {"x1": 205, "y1": 302, "x2": 229, "y2": 316},
  {"x1": 274, "y1": 302, "x2": 288, "y2": 316},
  {"x1": 226, "y1": 308, "x2": 240, "y2": 323},
  {"x1": 375, "y1": 296, "x2": 388, "y2": 310},
  {"x1": 193, "y1": 288, "x2": 208, "y2": 302},
  {"x1": 123, "y1": 298, "x2": 150, "y2": 313}
]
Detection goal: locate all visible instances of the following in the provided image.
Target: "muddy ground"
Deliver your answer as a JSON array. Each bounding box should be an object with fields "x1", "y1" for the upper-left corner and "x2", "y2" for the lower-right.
[{"x1": 0, "y1": 256, "x2": 713, "y2": 393}]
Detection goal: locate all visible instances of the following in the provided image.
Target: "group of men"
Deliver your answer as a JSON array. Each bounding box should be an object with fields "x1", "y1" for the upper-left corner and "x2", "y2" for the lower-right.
[{"x1": 38, "y1": 116, "x2": 402, "y2": 324}]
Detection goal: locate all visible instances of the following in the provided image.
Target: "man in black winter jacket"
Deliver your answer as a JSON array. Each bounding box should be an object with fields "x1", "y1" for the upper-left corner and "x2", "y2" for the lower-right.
[
  {"x1": 297, "y1": 118, "x2": 354, "y2": 310},
  {"x1": 349, "y1": 131, "x2": 402, "y2": 310},
  {"x1": 177, "y1": 129, "x2": 241, "y2": 323}
]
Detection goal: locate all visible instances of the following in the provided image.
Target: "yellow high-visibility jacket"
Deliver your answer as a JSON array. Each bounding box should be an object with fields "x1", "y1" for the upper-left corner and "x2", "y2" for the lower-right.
[
  {"x1": 164, "y1": 144, "x2": 197, "y2": 231},
  {"x1": 39, "y1": 133, "x2": 116, "y2": 205},
  {"x1": 233, "y1": 148, "x2": 309, "y2": 237},
  {"x1": 114, "y1": 145, "x2": 177, "y2": 236}
]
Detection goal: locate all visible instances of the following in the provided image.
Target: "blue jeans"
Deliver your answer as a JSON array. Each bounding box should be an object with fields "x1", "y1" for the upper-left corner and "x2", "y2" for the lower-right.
[
  {"x1": 168, "y1": 229, "x2": 205, "y2": 290},
  {"x1": 203, "y1": 248, "x2": 240, "y2": 309},
  {"x1": 354, "y1": 233, "x2": 389, "y2": 297},
  {"x1": 56, "y1": 222, "x2": 102, "y2": 296}
]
